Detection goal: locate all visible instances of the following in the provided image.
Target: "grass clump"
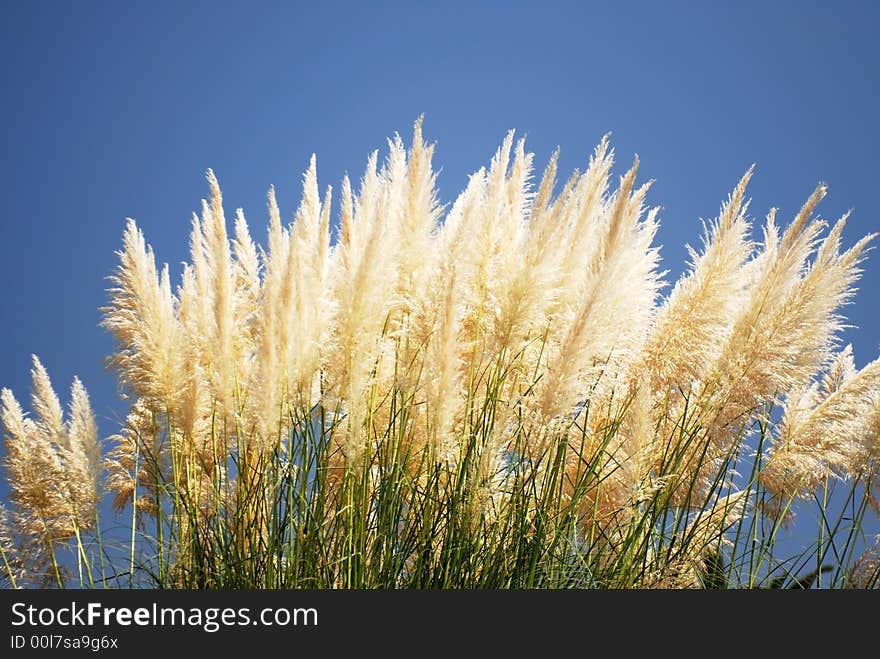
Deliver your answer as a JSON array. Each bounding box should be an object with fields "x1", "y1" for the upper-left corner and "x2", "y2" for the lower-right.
[{"x1": 2, "y1": 118, "x2": 879, "y2": 589}]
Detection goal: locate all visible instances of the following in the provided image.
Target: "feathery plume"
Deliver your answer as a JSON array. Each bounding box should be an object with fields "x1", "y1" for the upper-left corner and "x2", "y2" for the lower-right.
[
  {"x1": 102, "y1": 219, "x2": 183, "y2": 408},
  {"x1": 761, "y1": 352, "x2": 880, "y2": 506},
  {"x1": 1, "y1": 362, "x2": 102, "y2": 544},
  {"x1": 104, "y1": 398, "x2": 163, "y2": 517}
]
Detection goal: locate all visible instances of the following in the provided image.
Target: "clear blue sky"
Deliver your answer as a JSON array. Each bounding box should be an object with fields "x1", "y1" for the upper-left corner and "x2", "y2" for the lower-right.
[{"x1": 1, "y1": 0, "x2": 878, "y2": 557}]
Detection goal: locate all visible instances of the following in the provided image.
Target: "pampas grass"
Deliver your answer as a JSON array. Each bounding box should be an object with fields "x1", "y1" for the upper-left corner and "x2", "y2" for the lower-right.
[{"x1": 2, "y1": 118, "x2": 879, "y2": 588}]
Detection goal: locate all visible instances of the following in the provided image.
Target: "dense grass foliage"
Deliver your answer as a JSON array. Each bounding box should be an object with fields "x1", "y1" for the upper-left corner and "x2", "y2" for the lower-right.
[{"x1": 2, "y1": 120, "x2": 879, "y2": 588}]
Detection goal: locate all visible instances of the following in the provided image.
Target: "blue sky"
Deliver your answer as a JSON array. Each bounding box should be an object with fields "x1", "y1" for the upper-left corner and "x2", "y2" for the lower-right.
[{"x1": 1, "y1": 1, "x2": 879, "y2": 572}]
